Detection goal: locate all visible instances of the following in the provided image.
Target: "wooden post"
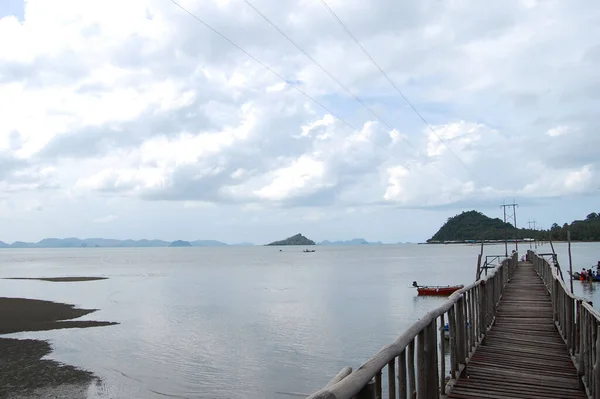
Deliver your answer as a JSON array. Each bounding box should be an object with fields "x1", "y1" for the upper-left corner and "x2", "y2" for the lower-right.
[
  {"x1": 476, "y1": 253, "x2": 482, "y2": 281},
  {"x1": 439, "y1": 313, "x2": 446, "y2": 395},
  {"x1": 593, "y1": 322, "x2": 599, "y2": 399},
  {"x1": 408, "y1": 340, "x2": 416, "y2": 399},
  {"x1": 375, "y1": 370, "x2": 382, "y2": 399},
  {"x1": 398, "y1": 350, "x2": 407, "y2": 399},
  {"x1": 429, "y1": 321, "x2": 440, "y2": 399},
  {"x1": 354, "y1": 379, "x2": 376, "y2": 399},
  {"x1": 568, "y1": 230, "x2": 574, "y2": 294},
  {"x1": 448, "y1": 306, "x2": 457, "y2": 378},
  {"x1": 387, "y1": 358, "x2": 395, "y2": 399},
  {"x1": 416, "y1": 329, "x2": 426, "y2": 399}
]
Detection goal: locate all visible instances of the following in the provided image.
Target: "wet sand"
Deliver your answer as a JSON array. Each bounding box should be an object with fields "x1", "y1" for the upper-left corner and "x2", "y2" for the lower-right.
[
  {"x1": 4, "y1": 276, "x2": 108, "y2": 282},
  {"x1": 0, "y1": 296, "x2": 117, "y2": 398}
]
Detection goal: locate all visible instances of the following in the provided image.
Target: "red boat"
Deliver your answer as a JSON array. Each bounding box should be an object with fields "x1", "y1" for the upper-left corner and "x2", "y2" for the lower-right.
[{"x1": 412, "y1": 281, "x2": 464, "y2": 296}]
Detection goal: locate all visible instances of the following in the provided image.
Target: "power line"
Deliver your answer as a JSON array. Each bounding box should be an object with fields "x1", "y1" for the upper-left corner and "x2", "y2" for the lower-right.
[
  {"x1": 240, "y1": 0, "x2": 458, "y2": 181},
  {"x1": 168, "y1": 0, "x2": 412, "y2": 169},
  {"x1": 317, "y1": 0, "x2": 473, "y2": 178}
]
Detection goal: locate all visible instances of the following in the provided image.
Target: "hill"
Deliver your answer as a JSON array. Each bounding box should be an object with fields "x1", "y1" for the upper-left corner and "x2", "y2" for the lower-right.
[
  {"x1": 319, "y1": 238, "x2": 369, "y2": 245},
  {"x1": 169, "y1": 240, "x2": 192, "y2": 247},
  {"x1": 266, "y1": 233, "x2": 315, "y2": 246},
  {"x1": 428, "y1": 210, "x2": 515, "y2": 242}
]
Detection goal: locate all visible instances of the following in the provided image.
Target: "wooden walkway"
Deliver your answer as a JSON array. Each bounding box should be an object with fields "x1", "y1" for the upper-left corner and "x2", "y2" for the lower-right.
[{"x1": 448, "y1": 262, "x2": 587, "y2": 399}]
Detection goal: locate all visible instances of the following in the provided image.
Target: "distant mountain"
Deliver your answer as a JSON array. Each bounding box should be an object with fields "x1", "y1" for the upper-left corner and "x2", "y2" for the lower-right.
[
  {"x1": 231, "y1": 242, "x2": 254, "y2": 246},
  {"x1": 266, "y1": 233, "x2": 315, "y2": 246},
  {"x1": 0, "y1": 237, "x2": 231, "y2": 248},
  {"x1": 319, "y1": 238, "x2": 369, "y2": 245},
  {"x1": 170, "y1": 240, "x2": 192, "y2": 247},
  {"x1": 191, "y1": 240, "x2": 228, "y2": 247}
]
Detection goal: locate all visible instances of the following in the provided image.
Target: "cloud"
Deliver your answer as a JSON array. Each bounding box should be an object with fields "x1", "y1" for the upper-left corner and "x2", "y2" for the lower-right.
[
  {"x1": 94, "y1": 214, "x2": 118, "y2": 223},
  {"x1": 1, "y1": 0, "x2": 600, "y2": 242}
]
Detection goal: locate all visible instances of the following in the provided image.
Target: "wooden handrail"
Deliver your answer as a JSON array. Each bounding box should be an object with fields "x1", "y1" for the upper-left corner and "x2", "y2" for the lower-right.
[
  {"x1": 306, "y1": 253, "x2": 518, "y2": 399},
  {"x1": 528, "y1": 250, "x2": 600, "y2": 399}
]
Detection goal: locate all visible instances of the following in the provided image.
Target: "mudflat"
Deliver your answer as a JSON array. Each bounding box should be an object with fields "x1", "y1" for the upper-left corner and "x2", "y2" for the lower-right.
[
  {"x1": 0, "y1": 297, "x2": 117, "y2": 398},
  {"x1": 4, "y1": 276, "x2": 108, "y2": 282},
  {"x1": 0, "y1": 297, "x2": 117, "y2": 335}
]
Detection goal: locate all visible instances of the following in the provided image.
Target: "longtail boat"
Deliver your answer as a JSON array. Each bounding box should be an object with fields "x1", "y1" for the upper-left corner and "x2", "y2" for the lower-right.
[{"x1": 412, "y1": 281, "x2": 464, "y2": 296}]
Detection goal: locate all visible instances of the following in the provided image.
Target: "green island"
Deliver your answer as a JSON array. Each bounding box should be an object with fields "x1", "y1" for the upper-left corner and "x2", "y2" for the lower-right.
[
  {"x1": 266, "y1": 233, "x2": 315, "y2": 246},
  {"x1": 428, "y1": 210, "x2": 600, "y2": 243}
]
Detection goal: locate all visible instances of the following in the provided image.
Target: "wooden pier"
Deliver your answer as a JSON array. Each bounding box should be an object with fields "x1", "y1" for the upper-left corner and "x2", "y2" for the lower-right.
[
  {"x1": 448, "y1": 262, "x2": 586, "y2": 398},
  {"x1": 306, "y1": 252, "x2": 600, "y2": 399}
]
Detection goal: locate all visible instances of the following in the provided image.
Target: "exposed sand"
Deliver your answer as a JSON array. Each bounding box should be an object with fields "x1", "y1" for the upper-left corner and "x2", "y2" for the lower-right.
[
  {"x1": 0, "y1": 297, "x2": 117, "y2": 398},
  {"x1": 4, "y1": 276, "x2": 107, "y2": 282}
]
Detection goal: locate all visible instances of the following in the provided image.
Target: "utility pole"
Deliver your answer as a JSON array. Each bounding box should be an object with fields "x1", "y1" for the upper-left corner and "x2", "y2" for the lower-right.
[
  {"x1": 501, "y1": 200, "x2": 519, "y2": 255},
  {"x1": 528, "y1": 219, "x2": 537, "y2": 249},
  {"x1": 502, "y1": 201, "x2": 508, "y2": 256}
]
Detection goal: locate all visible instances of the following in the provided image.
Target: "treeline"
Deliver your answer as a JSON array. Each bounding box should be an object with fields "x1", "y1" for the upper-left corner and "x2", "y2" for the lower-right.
[
  {"x1": 547, "y1": 213, "x2": 600, "y2": 241},
  {"x1": 429, "y1": 210, "x2": 600, "y2": 242}
]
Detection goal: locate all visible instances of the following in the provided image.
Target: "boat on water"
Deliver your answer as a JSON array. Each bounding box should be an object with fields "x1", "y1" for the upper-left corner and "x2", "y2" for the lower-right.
[
  {"x1": 412, "y1": 281, "x2": 464, "y2": 296},
  {"x1": 303, "y1": 249, "x2": 316, "y2": 253},
  {"x1": 569, "y1": 271, "x2": 600, "y2": 282}
]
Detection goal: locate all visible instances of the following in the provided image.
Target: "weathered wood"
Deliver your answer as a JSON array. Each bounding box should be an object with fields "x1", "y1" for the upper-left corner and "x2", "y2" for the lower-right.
[
  {"x1": 429, "y1": 321, "x2": 439, "y2": 399},
  {"x1": 326, "y1": 367, "x2": 353, "y2": 387},
  {"x1": 398, "y1": 350, "x2": 407, "y2": 399},
  {"x1": 354, "y1": 379, "x2": 376, "y2": 399},
  {"x1": 448, "y1": 262, "x2": 587, "y2": 399},
  {"x1": 408, "y1": 340, "x2": 415, "y2": 399},
  {"x1": 416, "y1": 329, "x2": 426, "y2": 398},
  {"x1": 593, "y1": 322, "x2": 599, "y2": 399},
  {"x1": 439, "y1": 313, "x2": 446, "y2": 395},
  {"x1": 374, "y1": 370, "x2": 382, "y2": 399},
  {"x1": 593, "y1": 320, "x2": 600, "y2": 399},
  {"x1": 448, "y1": 305, "x2": 457, "y2": 378},
  {"x1": 387, "y1": 358, "x2": 395, "y2": 399}
]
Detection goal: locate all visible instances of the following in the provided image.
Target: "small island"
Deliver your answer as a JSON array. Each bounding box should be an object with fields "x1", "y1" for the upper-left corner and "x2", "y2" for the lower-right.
[
  {"x1": 169, "y1": 240, "x2": 192, "y2": 247},
  {"x1": 266, "y1": 233, "x2": 315, "y2": 246}
]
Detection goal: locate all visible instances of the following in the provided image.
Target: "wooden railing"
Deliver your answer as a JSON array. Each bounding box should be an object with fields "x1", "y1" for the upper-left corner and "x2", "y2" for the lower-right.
[
  {"x1": 529, "y1": 250, "x2": 600, "y2": 399},
  {"x1": 306, "y1": 253, "x2": 518, "y2": 399}
]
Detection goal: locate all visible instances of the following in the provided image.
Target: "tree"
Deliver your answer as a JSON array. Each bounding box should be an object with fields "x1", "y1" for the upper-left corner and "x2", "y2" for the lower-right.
[{"x1": 586, "y1": 212, "x2": 598, "y2": 220}]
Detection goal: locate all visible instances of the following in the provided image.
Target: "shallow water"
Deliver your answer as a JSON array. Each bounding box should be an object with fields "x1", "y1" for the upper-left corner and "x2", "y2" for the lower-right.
[{"x1": 0, "y1": 242, "x2": 598, "y2": 399}]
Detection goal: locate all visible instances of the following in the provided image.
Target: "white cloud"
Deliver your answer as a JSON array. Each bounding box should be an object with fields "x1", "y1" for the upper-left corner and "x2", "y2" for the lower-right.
[
  {"x1": 546, "y1": 126, "x2": 571, "y2": 137},
  {"x1": 1, "y1": 0, "x2": 600, "y2": 242}
]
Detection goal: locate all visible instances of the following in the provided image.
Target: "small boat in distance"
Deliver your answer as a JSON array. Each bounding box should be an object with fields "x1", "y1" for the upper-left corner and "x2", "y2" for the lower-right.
[
  {"x1": 412, "y1": 281, "x2": 464, "y2": 296},
  {"x1": 303, "y1": 249, "x2": 316, "y2": 253}
]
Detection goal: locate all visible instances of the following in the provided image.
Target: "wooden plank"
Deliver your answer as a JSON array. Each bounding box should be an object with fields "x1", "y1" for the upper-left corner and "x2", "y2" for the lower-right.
[{"x1": 447, "y1": 262, "x2": 587, "y2": 399}]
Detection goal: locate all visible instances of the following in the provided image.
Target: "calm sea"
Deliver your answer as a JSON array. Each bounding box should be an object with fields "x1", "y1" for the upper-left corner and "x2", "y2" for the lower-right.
[{"x1": 1, "y1": 242, "x2": 598, "y2": 399}]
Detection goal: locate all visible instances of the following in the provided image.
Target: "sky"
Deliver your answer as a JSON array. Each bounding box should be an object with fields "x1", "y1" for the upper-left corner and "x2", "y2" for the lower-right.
[{"x1": 0, "y1": 0, "x2": 599, "y2": 245}]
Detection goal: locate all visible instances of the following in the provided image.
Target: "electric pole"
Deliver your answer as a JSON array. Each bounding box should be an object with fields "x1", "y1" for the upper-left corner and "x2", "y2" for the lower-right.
[
  {"x1": 501, "y1": 200, "x2": 519, "y2": 256},
  {"x1": 528, "y1": 219, "x2": 537, "y2": 249}
]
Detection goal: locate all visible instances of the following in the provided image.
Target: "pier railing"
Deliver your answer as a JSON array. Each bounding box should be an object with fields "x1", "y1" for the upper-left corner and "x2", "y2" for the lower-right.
[
  {"x1": 529, "y1": 250, "x2": 600, "y2": 399},
  {"x1": 306, "y1": 253, "x2": 518, "y2": 399}
]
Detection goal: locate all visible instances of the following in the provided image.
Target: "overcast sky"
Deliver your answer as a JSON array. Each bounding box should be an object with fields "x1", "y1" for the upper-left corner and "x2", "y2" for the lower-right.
[{"x1": 0, "y1": 0, "x2": 599, "y2": 244}]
